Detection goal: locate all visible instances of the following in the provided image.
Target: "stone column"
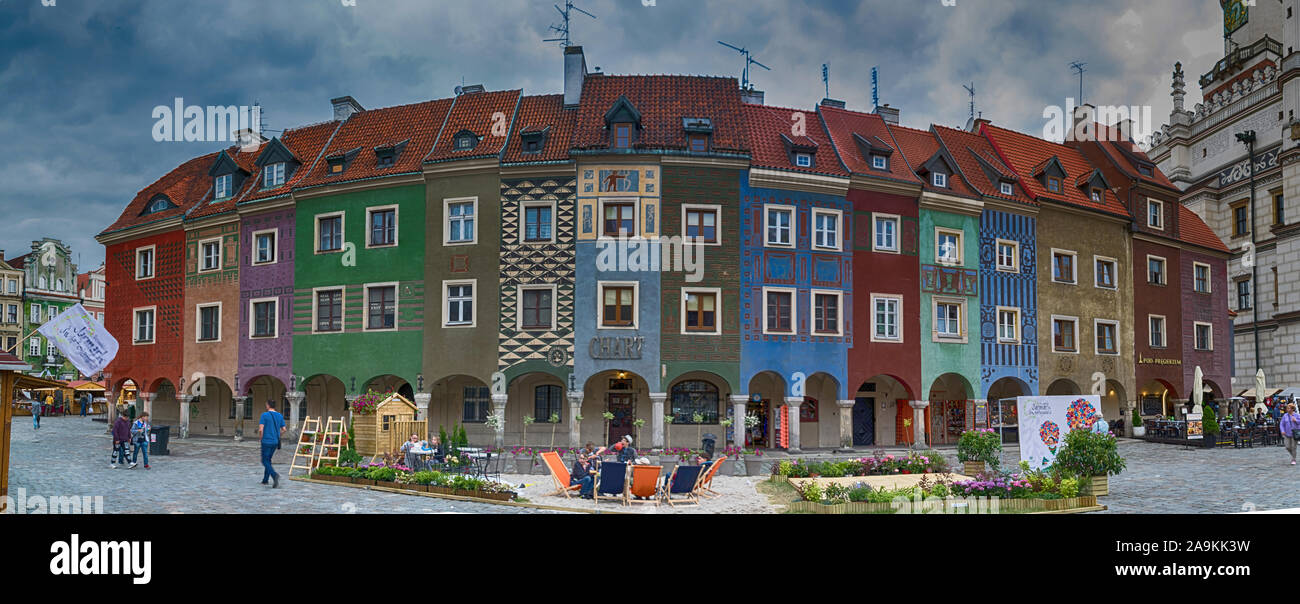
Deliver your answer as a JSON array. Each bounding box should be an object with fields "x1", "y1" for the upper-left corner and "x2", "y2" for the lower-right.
[
  {"x1": 910, "y1": 400, "x2": 930, "y2": 447},
  {"x1": 836, "y1": 400, "x2": 855, "y2": 449},
  {"x1": 649, "y1": 392, "x2": 667, "y2": 449},
  {"x1": 784, "y1": 396, "x2": 804, "y2": 453},
  {"x1": 285, "y1": 391, "x2": 305, "y2": 437},
  {"x1": 344, "y1": 395, "x2": 358, "y2": 427},
  {"x1": 178, "y1": 395, "x2": 194, "y2": 439},
  {"x1": 729, "y1": 395, "x2": 748, "y2": 447},
  {"x1": 138, "y1": 392, "x2": 154, "y2": 419},
  {"x1": 491, "y1": 393, "x2": 508, "y2": 448},
  {"x1": 969, "y1": 399, "x2": 986, "y2": 431},
  {"x1": 233, "y1": 396, "x2": 249, "y2": 441},
  {"x1": 567, "y1": 390, "x2": 583, "y2": 447},
  {"x1": 413, "y1": 393, "x2": 431, "y2": 422}
]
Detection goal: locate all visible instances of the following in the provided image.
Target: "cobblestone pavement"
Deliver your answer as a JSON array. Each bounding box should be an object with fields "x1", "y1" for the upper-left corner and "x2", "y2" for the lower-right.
[
  {"x1": 1102, "y1": 439, "x2": 1300, "y2": 514},
  {"x1": 7, "y1": 417, "x2": 561, "y2": 514}
]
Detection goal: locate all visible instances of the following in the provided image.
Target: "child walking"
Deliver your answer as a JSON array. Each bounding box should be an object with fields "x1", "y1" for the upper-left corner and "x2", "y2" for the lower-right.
[{"x1": 130, "y1": 412, "x2": 151, "y2": 469}]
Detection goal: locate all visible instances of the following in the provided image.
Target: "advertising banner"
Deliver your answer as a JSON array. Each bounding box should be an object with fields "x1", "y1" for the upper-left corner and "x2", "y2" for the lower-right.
[{"x1": 1017, "y1": 395, "x2": 1104, "y2": 470}]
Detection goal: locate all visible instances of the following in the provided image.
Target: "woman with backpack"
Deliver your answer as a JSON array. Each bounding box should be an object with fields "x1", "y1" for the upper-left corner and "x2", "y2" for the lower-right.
[{"x1": 129, "y1": 412, "x2": 151, "y2": 469}]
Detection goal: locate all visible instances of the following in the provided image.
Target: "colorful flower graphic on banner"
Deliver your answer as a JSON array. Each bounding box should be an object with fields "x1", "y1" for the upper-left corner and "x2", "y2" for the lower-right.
[
  {"x1": 1066, "y1": 398, "x2": 1100, "y2": 431},
  {"x1": 1039, "y1": 420, "x2": 1060, "y2": 454}
]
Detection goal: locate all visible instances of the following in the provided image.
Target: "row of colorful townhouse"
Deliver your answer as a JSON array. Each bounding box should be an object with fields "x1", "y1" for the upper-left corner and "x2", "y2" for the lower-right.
[{"x1": 97, "y1": 47, "x2": 1231, "y2": 451}]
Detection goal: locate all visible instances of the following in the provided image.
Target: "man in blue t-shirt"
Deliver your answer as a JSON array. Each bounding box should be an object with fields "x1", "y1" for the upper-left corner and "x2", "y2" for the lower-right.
[{"x1": 257, "y1": 400, "x2": 286, "y2": 488}]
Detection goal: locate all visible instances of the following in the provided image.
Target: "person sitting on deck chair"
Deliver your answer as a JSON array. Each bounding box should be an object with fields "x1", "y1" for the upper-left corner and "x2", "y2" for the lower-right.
[
  {"x1": 569, "y1": 455, "x2": 594, "y2": 499},
  {"x1": 597, "y1": 435, "x2": 637, "y2": 464}
]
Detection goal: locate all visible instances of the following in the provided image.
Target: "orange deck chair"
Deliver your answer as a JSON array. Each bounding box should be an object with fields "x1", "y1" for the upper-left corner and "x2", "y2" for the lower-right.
[
  {"x1": 541, "y1": 451, "x2": 582, "y2": 498},
  {"x1": 627, "y1": 465, "x2": 663, "y2": 505},
  {"x1": 697, "y1": 455, "x2": 727, "y2": 499}
]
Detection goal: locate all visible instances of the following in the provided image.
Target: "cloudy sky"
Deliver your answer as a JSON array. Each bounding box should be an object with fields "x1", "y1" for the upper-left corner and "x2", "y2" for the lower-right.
[{"x1": 0, "y1": 0, "x2": 1224, "y2": 269}]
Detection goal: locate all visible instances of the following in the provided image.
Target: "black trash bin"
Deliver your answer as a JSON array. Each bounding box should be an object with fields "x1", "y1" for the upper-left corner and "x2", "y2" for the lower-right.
[
  {"x1": 701, "y1": 433, "x2": 717, "y2": 459},
  {"x1": 149, "y1": 425, "x2": 170, "y2": 456}
]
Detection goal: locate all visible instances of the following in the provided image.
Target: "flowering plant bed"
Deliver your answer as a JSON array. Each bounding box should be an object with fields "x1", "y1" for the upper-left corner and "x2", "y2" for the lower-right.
[
  {"x1": 783, "y1": 474, "x2": 1101, "y2": 514},
  {"x1": 956, "y1": 428, "x2": 1002, "y2": 468},
  {"x1": 311, "y1": 465, "x2": 517, "y2": 503},
  {"x1": 775, "y1": 451, "x2": 949, "y2": 478},
  {"x1": 787, "y1": 496, "x2": 1100, "y2": 514}
]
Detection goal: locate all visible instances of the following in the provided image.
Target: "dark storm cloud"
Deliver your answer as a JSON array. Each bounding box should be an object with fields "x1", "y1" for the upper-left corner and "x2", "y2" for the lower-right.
[{"x1": 0, "y1": 0, "x2": 1218, "y2": 269}]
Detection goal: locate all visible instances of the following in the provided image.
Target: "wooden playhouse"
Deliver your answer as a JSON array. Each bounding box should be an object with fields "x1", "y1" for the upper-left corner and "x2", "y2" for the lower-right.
[{"x1": 353, "y1": 392, "x2": 425, "y2": 456}]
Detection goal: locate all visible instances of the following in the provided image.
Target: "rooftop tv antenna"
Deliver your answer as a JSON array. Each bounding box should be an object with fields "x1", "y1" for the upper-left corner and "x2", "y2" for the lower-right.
[
  {"x1": 1070, "y1": 61, "x2": 1087, "y2": 105},
  {"x1": 871, "y1": 66, "x2": 879, "y2": 111},
  {"x1": 718, "y1": 40, "x2": 770, "y2": 90},
  {"x1": 544, "y1": 1, "x2": 596, "y2": 47},
  {"x1": 822, "y1": 63, "x2": 830, "y2": 99},
  {"x1": 963, "y1": 82, "x2": 976, "y2": 121}
]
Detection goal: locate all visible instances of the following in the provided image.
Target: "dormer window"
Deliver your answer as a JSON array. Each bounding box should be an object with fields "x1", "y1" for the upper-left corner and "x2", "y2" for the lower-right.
[
  {"x1": 1090, "y1": 188, "x2": 1102, "y2": 202},
  {"x1": 1148, "y1": 199, "x2": 1163, "y2": 229},
  {"x1": 454, "y1": 131, "x2": 479, "y2": 151},
  {"x1": 1000, "y1": 182, "x2": 1014, "y2": 196},
  {"x1": 263, "y1": 162, "x2": 286, "y2": 187},
  {"x1": 1046, "y1": 177, "x2": 1061, "y2": 193},
  {"x1": 214, "y1": 174, "x2": 231, "y2": 199},
  {"x1": 614, "y1": 123, "x2": 633, "y2": 149},
  {"x1": 328, "y1": 159, "x2": 346, "y2": 174},
  {"x1": 376, "y1": 152, "x2": 395, "y2": 168},
  {"x1": 872, "y1": 155, "x2": 887, "y2": 170},
  {"x1": 519, "y1": 127, "x2": 548, "y2": 155},
  {"x1": 524, "y1": 139, "x2": 541, "y2": 153},
  {"x1": 795, "y1": 153, "x2": 812, "y2": 168},
  {"x1": 932, "y1": 172, "x2": 947, "y2": 188},
  {"x1": 142, "y1": 195, "x2": 175, "y2": 215},
  {"x1": 689, "y1": 134, "x2": 709, "y2": 152},
  {"x1": 1138, "y1": 164, "x2": 1154, "y2": 177}
]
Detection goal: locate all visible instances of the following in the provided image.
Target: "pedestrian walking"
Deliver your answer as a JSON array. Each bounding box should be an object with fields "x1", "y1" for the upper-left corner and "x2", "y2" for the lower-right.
[
  {"x1": 1281, "y1": 404, "x2": 1300, "y2": 466},
  {"x1": 258, "y1": 399, "x2": 286, "y2": 488},
  {"x1": 80, "y1": 393, "x2": 88, "y2": 417},
  {"x1": 111, "y1": 407, "x2": 131, "y2": 469},
  {"x1": 130, "y1": 412, "x2": 151, "y2": 469},
  {"x1": 31, "y1": 397, "x2": 41, "y2": 429}
]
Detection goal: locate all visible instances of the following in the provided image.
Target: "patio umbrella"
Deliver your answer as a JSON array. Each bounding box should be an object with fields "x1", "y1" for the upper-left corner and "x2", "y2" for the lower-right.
[
  {"x1": 1256, "y1": 369, "x2": 1267, "y2": 405},
  {"x1": 1192, "y1": 366, "x2": 1204, "y2": 409}
]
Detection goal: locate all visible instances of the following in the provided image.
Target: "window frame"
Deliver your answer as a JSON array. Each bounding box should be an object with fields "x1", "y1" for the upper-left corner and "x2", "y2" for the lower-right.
[
  {"x1": 598, "y1": 281, "x2": 639, "y2": 330},
  {"x1": 1147, "y1": 199, "x2": 1164, "y2": 230},
  {"x1": 248, "y1": 297, "x2": 279, "y2": 340},
  {"x1": 995, "y1": 239, "x2": 1019, "y2": 273},
  {"x1": 1273, "y1": 190, "x2": 1286, "y2": 226},
  {"x1": 1236, "y1": 278, "x2": 1252, "y2": 310},
  {"x1": 533, "y1": 384, "x2": 565, "y2": 423},
  {"x1": 872, "y1": 213, "x2": 900, "y2": 254},
  {"x1": 996, "y1": 306, "x2": 1020, "y2": 344},
  {"x1": 934, "y1": 228, "x2": 964, "y2": 265},
  {"x1": 1193, "y1": 262, "x2": 1212, "y2": 294},
  {"x1": 263, "y1": 162, "x2": 286, "y2": 188},
  {"x1": 196, "y1": 302, "x2": 222, "y2": 343},
  {"x1": 613, "y1": 123, "x2": 633, "y2": 149},
  {"x1": 314, "y1": 211, "x2": 345, "y2": 254},
  {"x1": 1148, "y1": 314, "x2": 1167, "y2": 348},
  {"x1": 932, "y1": 297, "x2": 967, "y2": 343},
  {"x1": 680, "y1": 287, "x2": 722, "y2": 335},
  {"x1": 1050, "y1": 248, "x2": 1078, "y2": 285},
  {"x1": 362, "y1": 282, "x2": 401, "y2": 332},
  {"x1": 198, "y1": 237, "x2": 222, "y2": 273},
  {"x1": 135, "y1": 245, "x2": 156, "y2": 281},
  {"x1": 214, "y1": 173, "x2": 231, "y2": 200},
  {"x1": 870, "y1": 293, "x2": 902, "y2": 343},
  {"x1": 366, "y1": 204, "x2": 399, "y2": 249},
  {"x1": 763, "y1": 204, "x2": 796, "y2": 248},
  {"x1": 521, "y1": 200, "x2": 557, "y2": 244},
  {"x1": 1046, "y1": 176, "x2": 1062, "y2": 193},
  {"x1": 598, "y1": 198, "x2": 637, "y2": 239},
  {"x1": 794, "y1": 153, "x2": 812, "y2": 168},
  {"x1": 1231, "y1": 201, "x2": 1250, "y2": 238},
  {"x1": 1094, "y1": 319, "x2": 1120, "y2": 356},
  {"x1": 932, "y1": 172, "x2": 947, "y2": 188},
  {"x1": 1050, "y1": 315, "x2": 1079, "y2": 354},
  {"x1": 517, "y1": 284, "x2": 558, "y2": 332},
  {"x1": 132, "y1": 306, "x2": 157, "y2": 345},
  {"x1": 443, "y1": 197, "x2": 479, "y2": 246},
  {"x1": 440, "y1": 279, "x2": 475, "y2": 328},
  {"x1": 1194, "y1": 321, "x2": 1213, "y2": 351},
  {"x1": 871, "y1": 155, "x2": 888, "y2": 170},
  {"x1": 810, "y1": 289, "x2": 844, "y2": 336},
  {"x1": 811, "y1": 208, "x2": 843, "y2": 251},
  {"x1": 682, "y1": 203, "x2": 722, "y2": 246},
  {"x1": 1094, "y1": 256, "x2": 1118, "y2": 290},
  {"x1": 1146, "y1": 254, "x2": 1167, "y2": 286},
  {"x1": 761, "y1": 286, "x2": 797, "y2": 336},
  {"x1": 251, "y1": 228, "x2": 277, "y2": 266},
  {"x1": 1000, "y1": 181, "x2": 1014, "y2": 196},
  {"x1": 311, "y1": 287, "x2": 346, "y2": 334}
]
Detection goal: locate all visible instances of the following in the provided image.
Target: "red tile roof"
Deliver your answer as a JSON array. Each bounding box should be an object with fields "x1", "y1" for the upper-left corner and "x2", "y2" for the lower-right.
[
  {"x1": 187, "y1": 144, "x2": 263, "y2": 220},
  {"x1": 981, "y1": 124, "x2": 1131, "y2": 219},
  {"x1": 6, "y1": 254, "x2": 27, "y2": 270},
  {"x1": 817, "y1": 105, "x2": 921, "y2": 184},
  {"x1": 1177, "y1": 204, "x2": 1230, "y2": 253},
  {"x1": 741, "y1": 103, "x2": 847, "y2": 177},
  {"x1": 424, "y1": 90, "x2": 521, "y2": 163},
  {"x1": 885, "y1": 123, "x2": 980, "y2": 199},
  {"x1": 298, "y1": 99, "x2": 451, "y2": 188},
  {"x1": 571, "y1": 75, "x2": 747, "y2": 153},
  {"x1": 101, "y1": 151, "x2": 222, "y2": 235},
  {"x1": 501, "y1": 94, "x2": 576, "y2": 165},
  {"x1": 932, "y1": 125, "x2": 1036, "y2": 206},
  {"x1": 1088, "y1": 122, "x2": 1178, "y2": 190}
]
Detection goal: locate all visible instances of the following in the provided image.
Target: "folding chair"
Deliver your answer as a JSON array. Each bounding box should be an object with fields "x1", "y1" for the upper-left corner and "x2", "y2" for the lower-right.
[
  {"x1": 594, "y1": 461, "x2": 628, "y2": 506},
  {"x1": 696, "y1": 455, "x2": 727, "y2": 499},
  {"x1": 627, "y1": 465, "x2": 662, "y2": 505},
  {"x1": 541, "y1": 450, "x2": 582, "y2": 498},
  {"x1": 659, "y1": 464, "x2": 703, "y2": 507}
]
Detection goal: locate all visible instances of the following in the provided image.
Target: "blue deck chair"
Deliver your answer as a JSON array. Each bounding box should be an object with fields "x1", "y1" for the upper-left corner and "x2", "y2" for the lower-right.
[
  {"x1": 594, "y1": 461, "x2": 628, "y2": 506},
  {"x1": 660, "y1": 464, "x2": 703, "y2": 507}
]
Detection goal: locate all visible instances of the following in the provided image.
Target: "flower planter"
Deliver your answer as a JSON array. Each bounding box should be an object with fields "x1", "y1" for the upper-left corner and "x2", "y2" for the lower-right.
[
  {"x1": 1080, "y1": 475, "x2": 1109, "y2": 497},
  {"x1": 513, "y1": 455, "x2": 533, "y2": 475},
  {"x1": 1204, "y1": 434, "x2": 1217, "y2": 449},
  {"x1": 533, "y1": 459, "x2": 549, "y2": 475},
  {"x1": 660, "y1": 458, "x2": 679, "y2": 477},
  {"x1": 375, "y1": 480, "x2": 401, "y2": 490},
  {"x1": 475, "y1": 491, "x2": 516, "y2": 502},
  {"x1": 1132, "y1": 426, "x2": 1145, "y2": 438},
  {"x1": 351, "y1": 478, "x2": 375, "y2": 486},
  {"x1": 962, "y1": 461, "x2": 985, "y2": 476},
  {"x1": 745, "y1": 457, "x2": 766, "y2": 476},
  {"x1": 716, "y1": 459, "x2": 733, "y2": 476},
  {"x1": 732, "y1": 457, "x2": 747, "y2": 476},
  {"x1": 428, "y1": 485, "x2": 452, "y2": 495}
]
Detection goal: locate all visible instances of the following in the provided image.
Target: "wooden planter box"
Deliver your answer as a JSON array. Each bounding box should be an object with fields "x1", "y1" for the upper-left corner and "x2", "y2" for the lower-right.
[
  {"x1": 1080, "y1": 475, "x2": 1109, "y2": 497},
  {"x1": 474, "y1": 491, "x2": 516, "y2": 502},
  {"x1": 374, "y1": 480, "x2": 401, "y2": 490},
  {"x1": 350, "y1": 477, "x2": 375, "y2": 486},
  {"x1": 962, "y1": 461, "x2": 985, "y2": 476}
]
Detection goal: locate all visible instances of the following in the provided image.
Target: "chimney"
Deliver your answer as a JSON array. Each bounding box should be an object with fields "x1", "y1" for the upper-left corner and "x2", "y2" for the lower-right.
[
  {"x1": 877, "y1": 104, "x2": 899, "y2": 125},
  {"x1": 819, "y1": 98, "x2": 846, "y2": 109},
  {"x1": 969, "y1": 117, "x2": 991, "y2": 133},
  {"x1": 1115, "y1": 118, "x2": 1136, "y2": 142},
  {"x1": 741, "y1": 88, "x2": 765, "y2": 105},
  {"x1": 331, "y1": 96, "x2": 365, "y2": 121},
  {"x1": 564, "y1": 46, "x2": 587, "y2": 108},
  {"x1": 1068, "y1": 103, "x2": 1096, "y2": 141}
]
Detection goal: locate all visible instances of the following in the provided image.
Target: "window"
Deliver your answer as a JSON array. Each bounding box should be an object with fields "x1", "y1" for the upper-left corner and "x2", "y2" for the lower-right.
[
  {"x1": 1095, "y1": 320, "x2": 1119, "y2": 355},
  {"x1": 523, "y1": 204, "x2": 554, "y2": 243},
  {"x1": 1090, "y1": 189, "x2": 1103, "y2": 202},
  {"x1": 56, "y1": 278, "x2": 64, "y2": 292},
  {"x1": 239, "y1": 231, "x2": 270, "y2": 268},
  {"x1": 689, "y1": 135, "x2": 708, "y2": 152},
  {"x1": 871, "y1": 294, "x2": 901, "y2": 342},
  {"x1": 250, "y1": 299, "x2": 277, "y2": 338},
  {"x1": 1275, "y1": 192, "x2": 1286, "y2": 226},
  {"x1": 1052, "y1": 250, "x2": 1077, "y2": 284},
  {"x1": 520, "y1": 287, "x2": 554, "y2": 331},
  {"x1": 682, "y1": 289, "x2": 719, "y2": 334},
  {"x1": 377, "y1": 152, "x2": 396, "y2": 168},
  {"x1": 795, "y1": 153, "x2": 812, "y2": 168},
  {"x1": 197, "y1": 303, "x2": 220, "y2": 342},
  {"x1": 46, "y1": 305, "x2": 56, "y2": 322},
  {"x1": 29, "y1": 304, "x2": 40, "y2": 324},
  {"x1": 1237, "y1": 279, "x2": 1252, "y2": 310},
  {"x1": 1052, "y1": 317, "x2": 1077, "y2": 352},
  {"x1": 669, "y1": 380, "x2": 719, "y2": 424},
  {"x1": 935, "y1": 229, "x2": 962, "y2": 264},
  {"x1": 367, "y1": 206, "x2": 397, "y2": 247},
  {"x1": 765, "y1": 206, "x2": 794, "y2": 247},
  {"x1": 263, "y1": 162, "x2": 286, "y2": 188},
  {"x1": 1147, "y1": 199, "x2": 1163, "y2": 229},
  {"x1": 7, "y1": 279, "x2": 15, "y2": 294},
  {"x1": 315, "y1": 289, "x2": 343, "y2": 332},
  {"x1": 214, "y1": 174, "x2": 231, "y2": 199},
  {"x1": 873, "y1": 214, "x2": 899, "y2": 252},
  {"x1": 229, "y1": 396, "x2": 254, "y2": 420},
  {"x1": 39, "y1": 276, "x2": 46, "y2": 290},
  {"x1": 6, "y1": 304, "x2": 15, "y2": 324},
  {"x1": 997, "y1": 307, "x2": 1019, "y2": 343},
  {"x1": 454, "y1": 133, "x2": 478, "y2": 150},
  {"x1": 200, "y1": 239, "x2": 221, "y2": 272},
  {"x1": 30, "y1": 337, "x2": 40, "y2": 356},
  {"x1": 462, "y1": 386, "x2": 491, "y2": 423},
  {"x1": 1233, "y1": 203, "x2": 1249, "y2": 237},
  {"x1": 600, "y1": 283, "x2": 636, "y2": 328},
  {"x1": 522, "y1": 139, "x2": 541, "y2": 154},
  {"x1": 602, "y1": 201, "x2": 635, "y2": 238},
  {"x1": 1194, "y1": 322, "x2": 1213, "y2": 350},
  {"x1": 317, "y1": 213, "x2": 343, "y2": 252},
  {"x1": 871, "y1": 155, "x2": 887, "y2": 170},
  {"x1": 534, "y1": 385, "x2": 563, "y2": 423},
  {"x1": 136, "y1": 246, "x2": 155, "y2": 280},
  {"x1": 932, "y1": 172, "x2": 947, "y2": 188},
  {"x1": 1095, "y1": 257, "x2": 1117, "y2": 289},
  {"x1": 1000, "y1": 182, "x2": 1014, "y2": 196},
  {"x1": 1149, "y1": 315, "x2": 1166, "y2": 348},
  {"x1": 445, "y1": 199, "x2": 476, "y2": 244},
  {"x1": 1147, "y1": 256, "x2": 1166, "y2": 285},
  {"x1": 813, "y1": 209, "x2": 841, "y2": 250},
  {"x1": 1194, "y1": 263, "x2": 1211, "y2": 293},
  {"x1": 364, "y1": 285, "x2": 397, "y2": 330},
  {"x1": 613, "y1": 123, "x2": 632, "y2": 149},
  {"x1": 996, "y1": 240, "x2": 1018, "y2": 272},
  {"x1": 1047, "y1": 177, "x2": 1061, "y2": 193},
  {"x1": 812, "y1": 290, "x2": 842, "y2": 336},
  {"x1": 764, "y1": 288, "x2": 795, "y2": 334},
  {"x1": 684, "y1": 206, "x2": 718, "y2": 244},
  {"x1": 934, "y1": 300, "x2": 963, "y2": 339},
  {"x1": 133, "y1": 308, "x2": 155, "y2": 344},
  {"x1": 443, "y1": 282, "x2": 472, "y2": 327},
  {"x1": 47, "y1": 340, "x2": 56, "y2": 357}
]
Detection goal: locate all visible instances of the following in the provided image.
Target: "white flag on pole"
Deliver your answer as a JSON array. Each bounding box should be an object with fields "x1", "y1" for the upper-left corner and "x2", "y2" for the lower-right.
[{"x1": 36, "y1": 303, "x2": 119, "y2": 377}]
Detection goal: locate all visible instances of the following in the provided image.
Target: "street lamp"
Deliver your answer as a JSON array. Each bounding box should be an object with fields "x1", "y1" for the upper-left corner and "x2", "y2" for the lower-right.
[{"x1": 1235, "y1": 130, "x2": 1259, "y2": 375}]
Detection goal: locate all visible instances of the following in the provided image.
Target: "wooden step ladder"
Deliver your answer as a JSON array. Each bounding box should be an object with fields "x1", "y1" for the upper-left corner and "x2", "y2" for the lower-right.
[
  {"x1": 288, "y1": 417, "x2": 322, "y2": 477},
  {"x1": 318, "y1": 417, "x2": 345, "y2": 468}
]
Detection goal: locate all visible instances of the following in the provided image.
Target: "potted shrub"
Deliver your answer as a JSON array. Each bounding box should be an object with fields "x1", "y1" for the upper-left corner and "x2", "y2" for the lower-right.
[
  {"x1": 533, "y1": 448, "x2": 550, "y2": 475},
  {"x1": 659, "y1": 448, "x2": 679, "y2": 477},
  {"x1": 744, "y1": 448, "x2": 765, "y2": 477},
  {"x1": 1054, "y1": 429, "x2": 1126, "y2": 497},
  {"x1": 1131, "y1": 408, "x2": 1145, "y2": 438},
  {"x1": 957, "y1": 428, "x2": 1001, "y2": 476},
  {"x1": 1202, "y1": 403, "x2": 1219, "y2": 449},
  {"x1": 512, "y1": 446, "x2": 534, "y2": 475},
  {"x1": 521, "y1": 415, "x2": 535, "y2": 448}
]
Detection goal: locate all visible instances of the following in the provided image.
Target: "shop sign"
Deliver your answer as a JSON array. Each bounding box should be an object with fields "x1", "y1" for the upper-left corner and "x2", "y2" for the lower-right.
[
  {"x1": 588, "y1": 336, "x2": 645, "y2": 360},
  {"x1": 1137, "y1": 355, "x2": 1182, "y2": 366}
]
